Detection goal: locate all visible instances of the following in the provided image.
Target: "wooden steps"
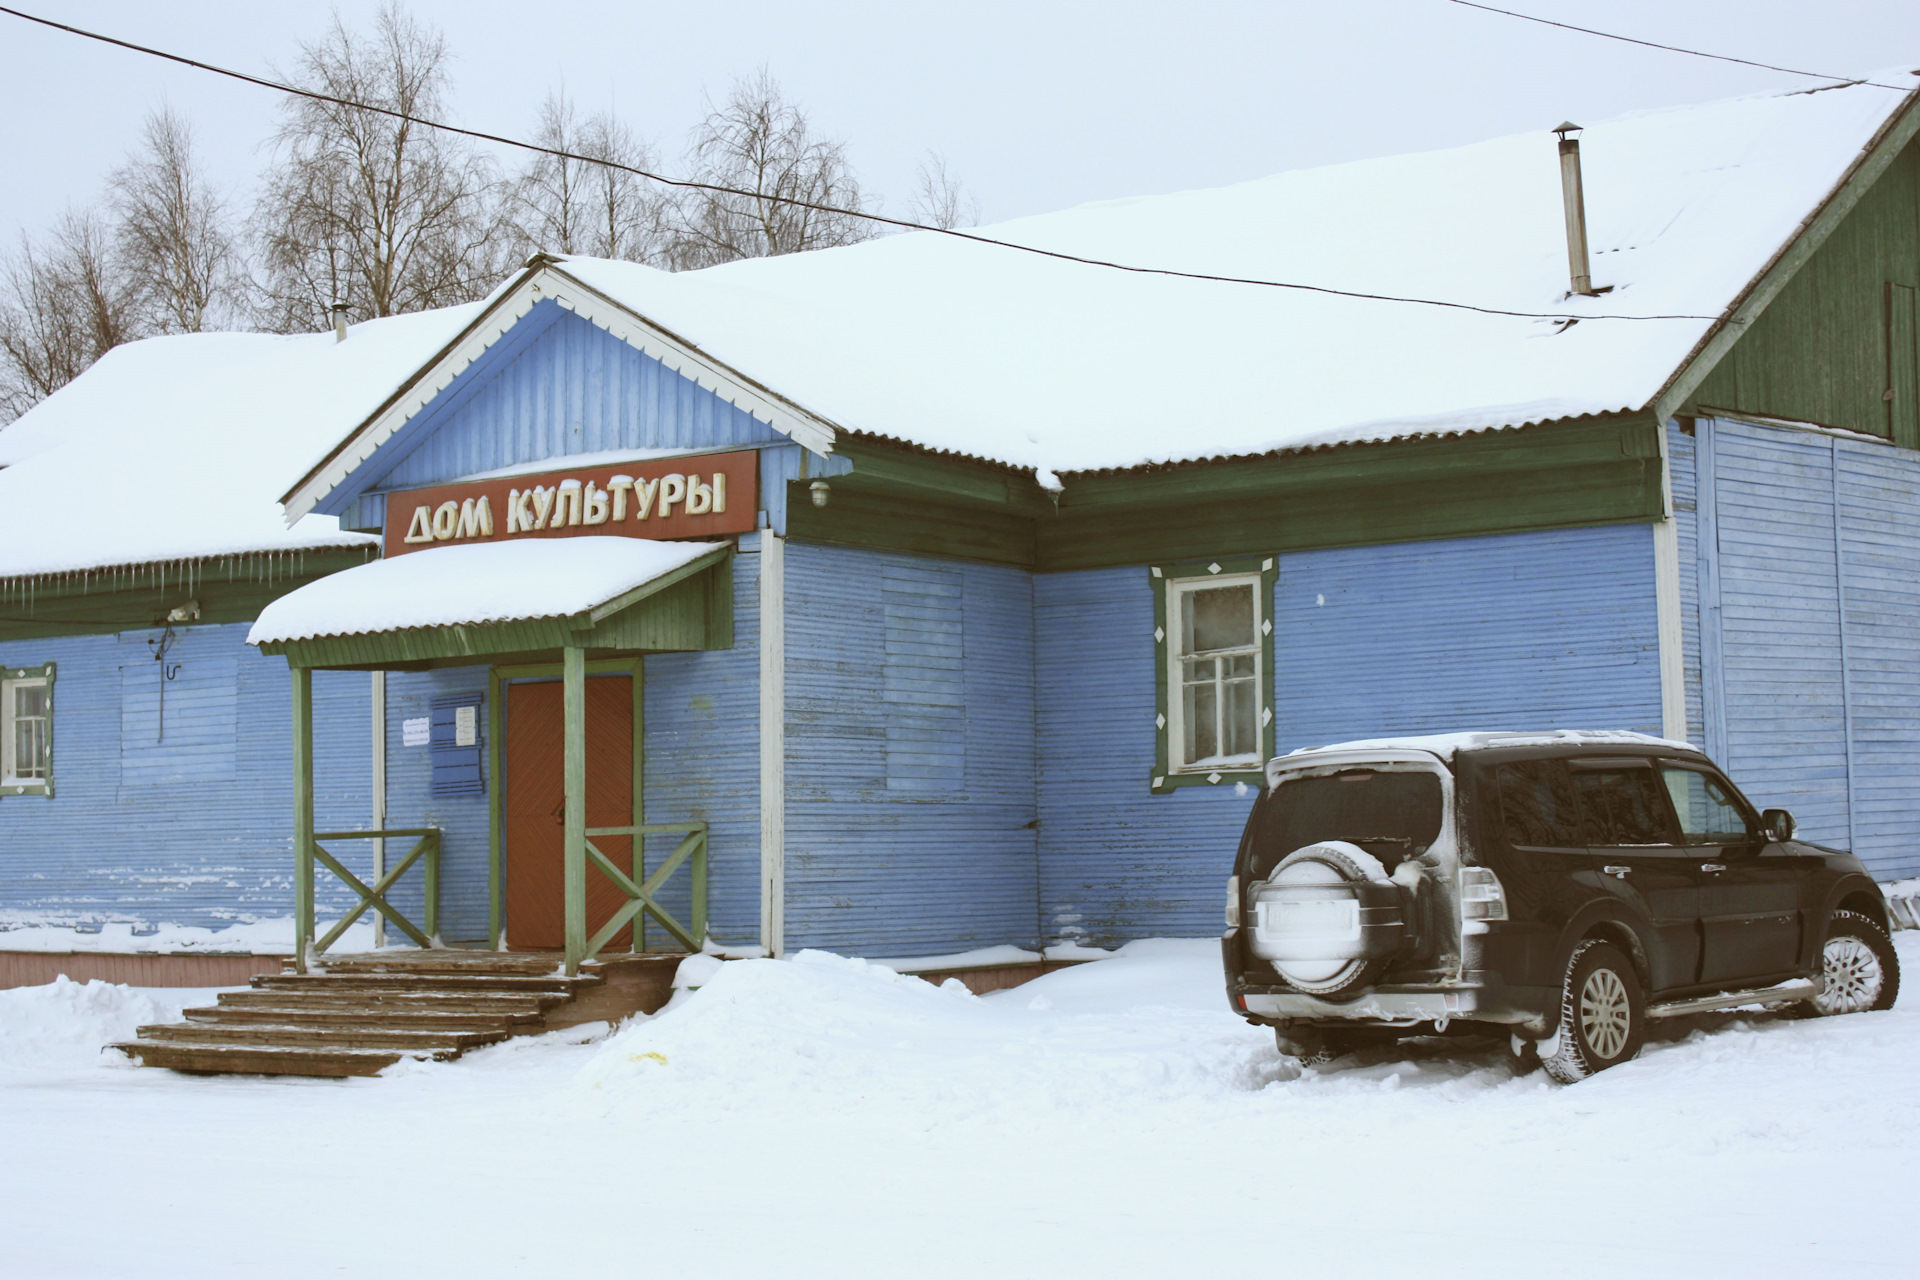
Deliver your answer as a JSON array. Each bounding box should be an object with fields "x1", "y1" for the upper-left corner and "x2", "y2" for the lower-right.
[{"x1": 111, "y1": 951, "x2": 614, "y2": 1078}]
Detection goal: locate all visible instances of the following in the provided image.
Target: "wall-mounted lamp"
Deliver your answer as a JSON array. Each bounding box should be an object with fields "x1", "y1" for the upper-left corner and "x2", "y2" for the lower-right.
[{"x1": 809, "y1": 479, "x2": 831, "y2": 508}]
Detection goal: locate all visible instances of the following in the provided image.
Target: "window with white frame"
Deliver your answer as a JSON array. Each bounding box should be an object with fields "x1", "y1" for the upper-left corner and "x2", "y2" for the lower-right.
[
  {"x1": 1152, "y1": 560, "x2": 1274, "y2": 790},
  {"x1": 1, "y1": 664, "x2": 53, "y2": 796}
]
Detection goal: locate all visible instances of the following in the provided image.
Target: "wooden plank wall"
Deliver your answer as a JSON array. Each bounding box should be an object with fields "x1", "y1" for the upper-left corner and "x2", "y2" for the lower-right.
[
  {"x1": 1692, "y1": 416, "x2": 1920, "y2": 878},
  {"x1": 339, "y1": 302, "x2": 794, "y2": 532},
  {"x1": 638, "y1": 544, "x2": 764, "y2": 952},
  {"x1": 781, "y1": 541, "x2": 1039, "y2": 955},
  {"x1": 1035, "y1": 526, "x2": 1666, "y2": 945},
  {"x1": 0, "y1": 622, "x2": 374, "y2": 935}
]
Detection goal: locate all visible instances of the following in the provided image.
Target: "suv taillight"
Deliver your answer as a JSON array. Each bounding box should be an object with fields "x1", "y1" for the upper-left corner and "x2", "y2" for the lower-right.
[
  {"x1": 1460, "y1": 866, "x2": 1508, "y2": 922},
  {"x1": 1225, "y1": 876, "x2": 1241, "y2": 928}
]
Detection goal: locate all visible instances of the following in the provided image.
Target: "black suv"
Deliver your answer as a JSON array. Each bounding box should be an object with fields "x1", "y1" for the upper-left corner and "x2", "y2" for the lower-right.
[{"x1": 1222, "y1": 731, "x2": 1901, "y2": 1083}]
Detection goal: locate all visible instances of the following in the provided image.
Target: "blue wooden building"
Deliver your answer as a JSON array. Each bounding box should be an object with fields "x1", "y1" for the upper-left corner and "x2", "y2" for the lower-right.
[{"x1": 4, "y1": 79, "x2": 1918, "y2": 978}]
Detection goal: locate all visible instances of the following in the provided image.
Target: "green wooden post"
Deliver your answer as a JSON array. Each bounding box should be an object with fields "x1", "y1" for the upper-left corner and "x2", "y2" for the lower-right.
[
  {"x1": 631, "y1": 659, "x2": 645, "y2": 953},
  {"x1": 487, "y1": 667, "x2": 505, "y2": 950},
  {"x1": 690, "y1": 829, "x2": 708, "y2": 949},
  {"x1": 291, "y1": 666, "x2": 315, "y2": 974},
  {"x1": 562, "y1": 645, "x2": 587, "y2": 974},
  {"x1": 423, "y1": 830, "x2": 440, "y2": 942}
]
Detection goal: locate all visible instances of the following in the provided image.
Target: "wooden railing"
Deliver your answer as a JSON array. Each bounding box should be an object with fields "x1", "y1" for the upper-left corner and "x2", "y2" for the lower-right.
[
  {"x1": 294, "y1": 828, "x2": 441, "y2": 973},
  {"x1": 576, "y1": 821, "x2": 709, "y2": 967}
]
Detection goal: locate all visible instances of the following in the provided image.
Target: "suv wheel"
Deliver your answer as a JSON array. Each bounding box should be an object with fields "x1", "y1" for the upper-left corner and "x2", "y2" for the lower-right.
[
  {"x1": 1801, "y1": 910, "x2": 1900, "y2": 1016},
  {"x1": 1542, "y1": 940, "x2": 1645, "y2": 1084}
]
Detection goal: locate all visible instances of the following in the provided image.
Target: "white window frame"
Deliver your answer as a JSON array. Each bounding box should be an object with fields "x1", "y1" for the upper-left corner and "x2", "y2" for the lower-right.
[
  {"x1": 1, "y1": 663, "x2": 54, "y2": 797},
  {"x1": 1151, "y1": 559, "x2": 1275, "y2": 792}
]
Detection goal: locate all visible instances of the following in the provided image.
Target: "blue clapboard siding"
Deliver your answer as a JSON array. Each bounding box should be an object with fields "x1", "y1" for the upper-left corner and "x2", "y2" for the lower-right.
[
  {"x1": 1668, "y1": 424, "x2": 1708, "y2": 746},
  {"x1": 120, "y1": 656, "x2": 238, "y2": 786},
  {"x1": 639, "y1": 542, "x2": 762, "y2": 951},
  {"x1": 331, "y1": 302, "x2": 845, "y2": 534},
  {"x1": 783, "y1": 541, "x2": 1038, "y2": 955},
  {"x1": 0, "y1": 623, "x2": 373, "y2": 934},
  {"x1": 382, "y1": 668, "x2": 492, "y2": 942},
  {"x1": 1695, "y1": 417, "x2": 1920, "y2": 878},
  {"x1": 1035, "y1": 526, "x2": 1664, "y2": 945}
]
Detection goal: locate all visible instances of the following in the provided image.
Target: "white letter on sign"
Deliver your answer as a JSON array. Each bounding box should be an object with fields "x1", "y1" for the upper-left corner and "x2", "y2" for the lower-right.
[
  {"x1": 711, "y1": 472, "x2": 727, "y2": 514},
  {"x1": 583, "y1": 482, "x2": 610, "y2": 525},
  {"x1": 631, "y1": 477, "x2": 659, "y2": 520},
  {"x1": 550, "y1": 482, "x2": 582, "y2": 528},
  {"x1": 608, "y1": 476, "x2": 634, "y2": 521},
  {"x1": 530, "y1": 486, "x2": 555, "y2": 528},
  {"x1": 686, "y1": 475, "x2": 713, "y2": 515},
  {"x1": 432, "y1": 501, "x2": 460, "y2": 540},
  {"x1": 404, "y1": 505, "x2": 435, "y2": 544},
  {"x1": 658, "y1": 473, "x2": 687, "y2": 517},
  {"x1": 456, "y1": 496, "x2": 493, "y2": 539}
]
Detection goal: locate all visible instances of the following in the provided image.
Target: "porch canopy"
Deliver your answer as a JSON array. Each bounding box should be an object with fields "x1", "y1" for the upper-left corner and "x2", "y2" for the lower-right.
[{"x1": 248, "y1": 537, "x2": 735, "y2": 974}]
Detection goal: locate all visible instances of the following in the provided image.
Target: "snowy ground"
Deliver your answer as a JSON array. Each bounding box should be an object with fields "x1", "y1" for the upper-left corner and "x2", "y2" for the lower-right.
[{"x1": 3, "y1": 937, "x2": 1915, "y2": 1280}]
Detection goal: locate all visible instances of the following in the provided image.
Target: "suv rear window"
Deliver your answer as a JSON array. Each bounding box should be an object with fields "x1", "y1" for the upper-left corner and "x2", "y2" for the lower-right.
[{"x1": 1245, "y1": 769, "x2": 1443, "y2": 877}]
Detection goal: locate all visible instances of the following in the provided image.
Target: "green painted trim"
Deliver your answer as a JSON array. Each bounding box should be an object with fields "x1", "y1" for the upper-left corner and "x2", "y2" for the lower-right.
[
  {"x1": 1654, "y1": 98, "x2": 1920, "y2": 425},
  {"x1": 291, "y1": 667, "x2": 314, "y2": 974},
  {"x1": 487, "y1": 667, "x2": 504, "y2": 950},
  {"x1": 562, "y1": 646, "x2": 587, "y2": 975},
  {"x1": 0, "y1": 661, "x2": 54, "y2": 798},
  {"x1": 835, "y1": 435, "x2": 1054, "y2": 514},
  {"x1": 494, "y1": 656, "x2": 640, "y2": 679},
  {"x1": 0, "y1": 547, "x2": 379, "y2": 642},
  {"x1": 262, "y1": 552, "x2": 733, "y2": 670},
  {"x1": 1150, "y1": 555, "x2": 1276, "y2": 794},
  {"x1": 786, "y1": 418, "x2": 1664, "y2": 573}
]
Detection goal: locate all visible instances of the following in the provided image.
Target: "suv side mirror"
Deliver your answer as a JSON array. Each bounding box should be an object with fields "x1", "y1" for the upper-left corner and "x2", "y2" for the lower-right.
[{"x1": 1761, "y1": 808, "x2": 1796, "y2": 842}]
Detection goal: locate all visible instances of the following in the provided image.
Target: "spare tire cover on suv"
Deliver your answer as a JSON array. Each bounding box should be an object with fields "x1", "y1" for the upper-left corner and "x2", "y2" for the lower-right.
[{"x1": 1250, "y1": 841, "x2": 1408, "y2": 997}]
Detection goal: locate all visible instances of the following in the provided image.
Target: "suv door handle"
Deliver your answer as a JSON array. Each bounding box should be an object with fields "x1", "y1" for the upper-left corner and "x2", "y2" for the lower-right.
[
  {"x1": 1603, "y1": 865, "x2": 1631, "y2": 879},
  {"x1": 1700, "y1": 863, "x2": 1727, "y2": 873}
]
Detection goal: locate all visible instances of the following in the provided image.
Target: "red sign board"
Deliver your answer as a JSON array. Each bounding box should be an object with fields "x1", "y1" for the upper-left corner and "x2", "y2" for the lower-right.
[{"x1": 382, "y1": 451, "x2": 759, "y2": 557}]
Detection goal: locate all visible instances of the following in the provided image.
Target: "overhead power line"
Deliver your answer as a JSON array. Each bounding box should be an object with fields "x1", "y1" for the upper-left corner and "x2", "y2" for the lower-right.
[
  {"x1": 1443, "y1": 0, "x2": 1916, "y2": 92},
  {"x1": 1, "y1": 4, "x2": 1737, "y2": 323}
]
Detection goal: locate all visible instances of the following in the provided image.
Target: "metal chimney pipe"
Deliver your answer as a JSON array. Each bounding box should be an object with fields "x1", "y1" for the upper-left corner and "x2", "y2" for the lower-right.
[
  {"x1": 1553, "y1": 123, "x2": 1598, "y2": 297},
  {"x1": 330, "y1": 302, "x2": 350, "y2": 343}
]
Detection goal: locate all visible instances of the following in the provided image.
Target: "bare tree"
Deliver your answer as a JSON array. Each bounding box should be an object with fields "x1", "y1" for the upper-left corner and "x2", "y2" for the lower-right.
[
  {"x1": 668, "y1": 69, "x2": 876, "y2": 269},
  {"x1": 0, "y1": 210, "x2": 144, "y2": 421},
  {"x1": 110, "y1": 107, "x2": 241, "y2": 333},
  {"x1": 510, "y1": 92, "x2": 669, "y2": 264},
  {"x1": 908, "y1": 152, "x2": 979, "y2": 230},
  {"x1": 251, "y1": 3, "x2": 502, "y2": 332}
]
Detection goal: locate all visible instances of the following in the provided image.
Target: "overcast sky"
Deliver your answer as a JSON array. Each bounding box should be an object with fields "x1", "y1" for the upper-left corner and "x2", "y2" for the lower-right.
[{"x1": 2, "y1": 0, "x2": 1916, "y2": 249}]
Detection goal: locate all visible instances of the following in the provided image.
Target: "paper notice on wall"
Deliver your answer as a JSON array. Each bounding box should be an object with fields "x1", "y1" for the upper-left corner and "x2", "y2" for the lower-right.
[
  {"x1": 455, "y1": 704, "x2": 477, "y2": 747},
  {"x1": 402, "y1": 717, "x2": 430, "y2": 747}
]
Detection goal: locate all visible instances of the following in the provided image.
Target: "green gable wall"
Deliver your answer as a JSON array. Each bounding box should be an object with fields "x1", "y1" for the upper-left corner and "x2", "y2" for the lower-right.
[{"x1": 1688, "y1": 135, "x2": 1920, "y2": 447}]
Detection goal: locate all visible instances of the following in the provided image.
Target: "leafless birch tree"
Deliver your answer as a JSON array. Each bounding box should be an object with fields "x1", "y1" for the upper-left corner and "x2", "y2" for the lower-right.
[
  {"x1": 908, "y1": 152, "x2": 979, "y2": 230},
  {"x1": 251, "y1": 3, "x2": 501, "y2": 332},
  {"x1": 510, "y1": 93, "x2": 668, "y2": 264},
  {"x1": 0, "y1": 210, "x2": 143, "y2": 421},
  {"x1": 110, "y1": 107, "x2": 242, "y2": 333},
  {"x1": 668, "y1": 69, "x2": 876, "y2": 269}
]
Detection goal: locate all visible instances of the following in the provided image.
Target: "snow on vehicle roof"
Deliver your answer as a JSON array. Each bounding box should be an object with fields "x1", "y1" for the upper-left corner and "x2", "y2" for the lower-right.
[
  {"x1": 548, "y1": 79, "x2": 1912, "y2": 475},
  {"x1": 246, "y1": 536, "x2": 727, "y2": 645},
  {"x1": 1274, "y1": 729, "x2": 1700, "y2": 765},
  {"x1": 0, "y1": 305, "x2": 480, "y2": 581}
]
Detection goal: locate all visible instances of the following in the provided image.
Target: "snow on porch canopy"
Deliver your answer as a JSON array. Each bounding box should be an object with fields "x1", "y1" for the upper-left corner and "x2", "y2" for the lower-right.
[{"x1": 247, "y1": 537, "x2": 733, "y2": 670}]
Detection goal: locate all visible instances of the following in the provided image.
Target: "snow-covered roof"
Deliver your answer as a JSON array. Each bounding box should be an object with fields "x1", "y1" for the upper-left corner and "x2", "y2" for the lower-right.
[
  {"x1": 1273, "y1": 730, "x2": 1699, "y2": 768},
  {"x1": 0, "y1": 305, "x2": 480, "y2": 581},
  {"x1": 246, "y1": 537, "x2": 728, "y2": 645},
  {"x1": 543, "y1": 78, "x2": 1913, "y2": 475}
]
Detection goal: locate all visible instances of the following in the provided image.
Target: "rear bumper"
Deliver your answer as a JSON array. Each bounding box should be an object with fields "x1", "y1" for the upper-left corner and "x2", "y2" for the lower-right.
[{"x1": 1225, "y1": 931, "x2": 1556, "y2": 1030}]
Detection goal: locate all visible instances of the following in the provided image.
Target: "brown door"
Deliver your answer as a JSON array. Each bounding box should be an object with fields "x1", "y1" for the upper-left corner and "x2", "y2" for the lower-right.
[{"x1": 503, "y1": 677, "x2": 634, "y2": 952}]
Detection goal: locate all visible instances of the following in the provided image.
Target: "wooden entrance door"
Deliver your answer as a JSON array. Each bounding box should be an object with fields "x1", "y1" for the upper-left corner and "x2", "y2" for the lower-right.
[{"x1": 503, "y1": 677, "x2": 635, "y2": 952}]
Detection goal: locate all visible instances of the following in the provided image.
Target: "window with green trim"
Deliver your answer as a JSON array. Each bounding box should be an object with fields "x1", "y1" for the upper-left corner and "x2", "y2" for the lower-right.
[
  {"x1": 1151, "y1": 558, "x2": 1275, "y2": 792},
  {"x1": 1, "y1": 663, "x2": 53, "y2": 797}
]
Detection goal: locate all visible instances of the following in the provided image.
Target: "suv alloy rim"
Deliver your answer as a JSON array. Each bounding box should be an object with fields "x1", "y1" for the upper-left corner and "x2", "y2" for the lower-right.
[
  {"x1": 1580, "y1": 967, "x2": 1631, "y2": 1060},
  {"x1": 1817, "y1": 936, "x2": 1883, "y2": 1014}
]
